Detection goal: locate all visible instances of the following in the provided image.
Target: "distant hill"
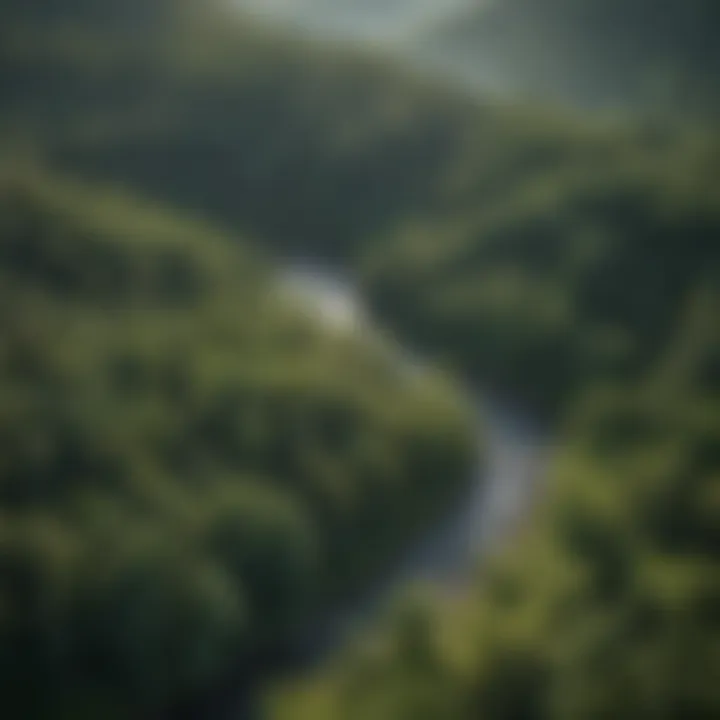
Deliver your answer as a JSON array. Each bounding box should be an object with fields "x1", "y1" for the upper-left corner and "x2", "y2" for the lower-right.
[{"x1": 416, "y1": 0, "x2": 720, "y2": 115}]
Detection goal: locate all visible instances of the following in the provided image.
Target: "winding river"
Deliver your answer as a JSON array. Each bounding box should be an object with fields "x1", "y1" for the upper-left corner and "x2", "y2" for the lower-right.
[
  {"x1": 278, "y1": 267, "x2": 549, "y2": 658},
  {"x1": 175, "y1": 266, "x2": 549, "y2": 719},
  {"x1": 284, "y1": 266, "x2": 549, "y2": 592}
]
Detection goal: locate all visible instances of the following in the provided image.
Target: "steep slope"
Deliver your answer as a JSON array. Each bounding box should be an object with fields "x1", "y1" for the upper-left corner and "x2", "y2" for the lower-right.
[
  {"x1": 1, "y1": 0, "x2": 627, "y2": 266},
  {"x1": 2, "y1": 4, "x2": 719, "y2": 718},
  {"x1": 360, "y1": 132, "x2": 720, "y2": 415},
  {"x1": 0, "y1": 170, "x2": 476, "y2": 717}
]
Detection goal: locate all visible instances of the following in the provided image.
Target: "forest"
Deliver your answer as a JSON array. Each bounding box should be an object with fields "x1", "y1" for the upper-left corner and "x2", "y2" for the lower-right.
[
  {"x1": 1, "y1": 1, "x2": 718, "y2": 718},
  {"x1": 0, "y1": 168, "x2": 476, "y2": 716}
]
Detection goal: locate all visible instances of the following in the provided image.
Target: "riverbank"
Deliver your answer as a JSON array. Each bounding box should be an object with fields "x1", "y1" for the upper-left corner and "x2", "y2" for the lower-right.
[{"x1": 166, "y1": 268, "x2": 550, "y2": 720}]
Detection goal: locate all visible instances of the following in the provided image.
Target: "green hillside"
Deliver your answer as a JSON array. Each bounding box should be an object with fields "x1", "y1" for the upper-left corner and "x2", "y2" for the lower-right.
[
  {"x1": 272, "y1": 280, "x2": 720, "y2": 719},
  {"x1": 0, "y1": 170, "x2": 475, "y2": 717},
  {"x1": 1, "y1": 1, "x2": 718, "y2": 718}
]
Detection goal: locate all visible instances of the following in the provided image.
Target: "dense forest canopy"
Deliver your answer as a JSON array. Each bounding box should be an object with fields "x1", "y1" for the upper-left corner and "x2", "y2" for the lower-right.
[
  {"x1": 360, "y1": 135, "x2": 720, "y2": 414},
  {"x1": 273, "y1": 282, "x2": 720, "y2": 718},
  {"x1": 0, "y1": 0, "x2": 718, "y2": 718},
  {"x1": 0, "y1": 0, "x2": 622, "y2": 263},
  {"x1": 0, "y1": 171, "x2": 475, "y2": 715}
]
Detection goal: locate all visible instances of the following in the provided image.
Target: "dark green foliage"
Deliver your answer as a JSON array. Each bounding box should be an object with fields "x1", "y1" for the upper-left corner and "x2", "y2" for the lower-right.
[
  {"x1": 0, "y1": 0, "x2": 480, "y2": 262},
  {"x1": 0, "y1": 172, "x2": 476, "y2": 715},
  {"x1": 3, "y1": 0, "x2": 622, "y2": 272},
  {"x1": 273, "y1": 287, "x2": 720, "y2": 720},
  {"x1": 361, "y1": 138, "x2": 720, "y2": 416},
  {"x1": 6, "y1": 1, "x2": 717, "y2": 421},
  {"x1": 2, "y1": 2, "x2": 719, "y2": 718}
]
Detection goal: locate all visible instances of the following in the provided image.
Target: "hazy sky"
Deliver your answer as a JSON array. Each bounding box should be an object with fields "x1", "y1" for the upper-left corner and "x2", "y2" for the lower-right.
[{"x1": 235, "y1": 0, "x2": 476, "y2": 42}]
